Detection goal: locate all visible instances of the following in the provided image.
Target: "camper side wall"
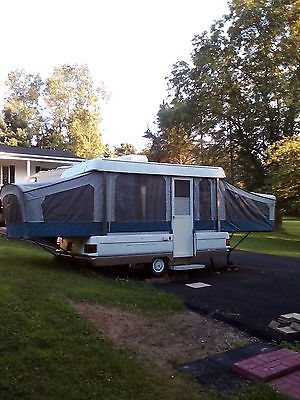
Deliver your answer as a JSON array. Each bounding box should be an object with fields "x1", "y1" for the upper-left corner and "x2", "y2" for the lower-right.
[{"x1": 57, "y1": 233, "x2": 173, "y2": 266}]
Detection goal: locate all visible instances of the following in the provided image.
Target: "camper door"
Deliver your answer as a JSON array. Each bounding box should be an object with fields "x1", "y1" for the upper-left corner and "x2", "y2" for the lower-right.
[{"x1": 172, "y1": 178, "x2": 194, "y2": 257}]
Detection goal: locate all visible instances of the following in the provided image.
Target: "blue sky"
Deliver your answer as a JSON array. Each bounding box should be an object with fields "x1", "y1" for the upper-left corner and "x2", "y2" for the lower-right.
[{"x1": 0, "y1": 0, "x2": 229, "y2": 150}]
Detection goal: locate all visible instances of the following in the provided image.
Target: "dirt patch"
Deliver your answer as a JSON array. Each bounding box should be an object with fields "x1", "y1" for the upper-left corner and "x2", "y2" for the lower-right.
[{"x1": 73, "y1": 302, "x2": 251, "y2": 369}]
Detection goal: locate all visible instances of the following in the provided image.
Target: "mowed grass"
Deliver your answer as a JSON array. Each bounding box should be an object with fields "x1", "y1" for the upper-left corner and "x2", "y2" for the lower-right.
[
  {"x1": 0, "y1": 237, "x2": 192, "y2": 400},
  {"x1": 232, "y1": 218, "x2": 300, "y2": 258},
  {"x1": 0, "y1": 237, "x2": 289, "y2": 400}
]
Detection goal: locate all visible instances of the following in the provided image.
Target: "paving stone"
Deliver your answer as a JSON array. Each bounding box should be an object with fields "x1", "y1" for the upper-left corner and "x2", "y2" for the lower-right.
[
  {"x1": 291, "y1": 322, "x2": 300, "y2": 331},
  {"x1": 177, "y1": 341, "x2": 276, "y2": 394},
  {"x1": 277, "y1": 326, "x2": 299, "y2": 335},
  {"x1": 269, "y1": 370, "x2": 300, "y2": 400},
  {"x1": 280, "y1": 313, "x2": 300, "y2": 323},
  {"x1": 233, "y1": 349, "x2": 300, "y2": 381}
]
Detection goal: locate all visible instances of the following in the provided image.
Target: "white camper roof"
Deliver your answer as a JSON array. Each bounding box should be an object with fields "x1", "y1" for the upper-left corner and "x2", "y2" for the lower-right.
[{"x1": 61, "y1": 157, "x2": 226, "y2": 179}]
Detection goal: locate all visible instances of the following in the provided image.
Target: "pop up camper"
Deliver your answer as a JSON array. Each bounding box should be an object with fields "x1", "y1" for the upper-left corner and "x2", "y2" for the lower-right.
[{"x1": 0, "y1": 156, "x2": 276, "y2": 275}]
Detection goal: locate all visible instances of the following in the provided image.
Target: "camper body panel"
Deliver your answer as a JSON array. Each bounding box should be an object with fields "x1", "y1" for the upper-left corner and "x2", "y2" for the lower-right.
[
  {"x1": 57, "y1": 231, "x2": 230, "y2": 267},
  {"x1": 195, "y1": 231, "x2": 229, "y2": 253},
  {"x1": 58, "y1": 233, "x2": 174, "y2": 266},
  {"x1": 84, "y1": 232, "x2": 173, "y2": 257},
  {"x1": 0, "y1": 156, "x2": 276, "y2": 272}
]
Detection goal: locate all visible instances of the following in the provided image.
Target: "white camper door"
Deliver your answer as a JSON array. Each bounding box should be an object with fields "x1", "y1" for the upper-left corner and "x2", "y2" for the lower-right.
[{"x1": 172, "y1": 178, "x2": 194, "y2": 257}]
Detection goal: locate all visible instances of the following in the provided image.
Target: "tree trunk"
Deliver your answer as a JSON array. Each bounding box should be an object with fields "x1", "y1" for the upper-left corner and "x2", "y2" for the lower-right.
[{"x1": 275, "y1": 207, "x2": 283, "y2": 229}]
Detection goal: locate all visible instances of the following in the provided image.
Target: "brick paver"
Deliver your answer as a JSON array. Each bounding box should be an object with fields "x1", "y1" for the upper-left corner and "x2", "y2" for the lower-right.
[
  {"x1": 233, "y1": 349, "x2": 300, "y2": 381},
  {"x1": 268, "y1": 370, "x2": 300, "y2": 400}
]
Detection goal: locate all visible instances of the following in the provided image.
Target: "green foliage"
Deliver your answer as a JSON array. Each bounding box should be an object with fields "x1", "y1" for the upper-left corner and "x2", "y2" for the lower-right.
[
  {"x1": 265, "y1": 137, "x2": 300, "y2": 215},
  {"x1": 102, "y1": 143, "x2": 113, "y2": 158},
  {"x1": 0, "y1": 65, "x2": 106, "y2": 159},
  {"x1": 0, "y1": 238, "x2": 195, "y2": 400},
  {"x1": 231, "y1": 381, "x2": 291, "y2": 400},
  {"x1": 147, "y1": 0, "x2": 300, "y2": 191},
  {"x1": 1, "y1": 70, "x2": 42, "y2": 147},
  {"x1": 68, "y1": 109, "x2": 103, "y2": 159},
  {"x1": 41, "y1": 64, "x2": 105, "y2": 157},
  {"x1": 0, "y1": 238, "x2": 184, "y2": 313},
  {"x1": 0, "y1": 237, "x2": 291, "y2": 400},
  {"x1": 282, "y1": 341, "x2": 300, "y2": 353},
  {"x1": 145, "y1": 103, "x2": 199, "y2": 164},
  {"x1": 113, "y1": 143, "x2": 137, "y2": 157}
]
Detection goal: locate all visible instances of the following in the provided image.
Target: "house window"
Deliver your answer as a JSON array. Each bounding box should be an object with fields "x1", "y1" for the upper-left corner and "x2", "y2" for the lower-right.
[
  {"x1": 2, "y1": 166, "x2": 9, "y2": 184},
  {"x1": 0, "y1": 165, "x2": 16, "y2": 185},
  {"x1": 9, "y1": 165, "x2": 15, "y2": 183}
]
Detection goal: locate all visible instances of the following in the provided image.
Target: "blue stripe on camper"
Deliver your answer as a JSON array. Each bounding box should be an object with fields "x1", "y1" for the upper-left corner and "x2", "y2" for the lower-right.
[
  {"x1": 194, "y1": 220, "x2": 216, "y2": 230},
  {"x1": 109, "y1": 221, "x2": 172, "y2": 233},
  {"x1": 221, "y1": 220, "x2": 275, "y2": 232},
  {"x1": 6, "y1": 222, "x2": 105, "y2": 239}
]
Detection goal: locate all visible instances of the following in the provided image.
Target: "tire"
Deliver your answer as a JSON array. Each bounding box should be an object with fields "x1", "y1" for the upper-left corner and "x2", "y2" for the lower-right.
[{"x1": 150, "y1": 258, "x2": 168, "y2": 277}]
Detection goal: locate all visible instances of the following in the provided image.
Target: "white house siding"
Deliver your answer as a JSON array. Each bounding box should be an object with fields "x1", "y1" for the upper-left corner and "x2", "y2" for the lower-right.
[
  {"x1": 0, "y1": 159, "x2": 79, "y2": 185},
  {"x1": 15, "y1": 160, "x2": 35, "y2": 182},
  {"x1": 0, "y1": 146, "x2": 82, "y2": 225}
]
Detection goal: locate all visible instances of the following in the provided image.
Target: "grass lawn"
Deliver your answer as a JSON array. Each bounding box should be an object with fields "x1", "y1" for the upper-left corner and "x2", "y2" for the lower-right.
[
  {"x1": 0, "y1": 237, "x2": 290, "y2": 400},
  {"x1": 231, "y1": 218, "x2": 300, "y2": 258}
]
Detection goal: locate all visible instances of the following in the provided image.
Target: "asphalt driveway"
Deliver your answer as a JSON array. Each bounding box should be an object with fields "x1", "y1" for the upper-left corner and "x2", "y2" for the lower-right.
[{"x1": 157, "y1": 251, "x2": 300, "y2": 341}]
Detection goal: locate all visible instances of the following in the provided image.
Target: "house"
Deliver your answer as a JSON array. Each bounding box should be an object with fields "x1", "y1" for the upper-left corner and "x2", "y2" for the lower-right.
[
  {"x1": 0, "y1": 145, "x2": 82, "y2": 224},
  {"x1": 0, "y1": 145, "x2": 82, "y2": 185}
]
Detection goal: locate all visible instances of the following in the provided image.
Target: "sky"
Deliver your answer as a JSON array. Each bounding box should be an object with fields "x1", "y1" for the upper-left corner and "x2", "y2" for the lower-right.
[{"x1": 0, "y1": 0, "x2": 229, "y2": 150}]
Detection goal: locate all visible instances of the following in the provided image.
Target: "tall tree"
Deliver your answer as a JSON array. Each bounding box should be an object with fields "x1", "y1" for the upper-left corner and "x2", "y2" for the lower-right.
[
  {"x1": 67, "y1": 109, "x2": 103, "y2": 159},
  {"x1": 145, "y1": 102, "x2": 198, "y2": 164},
  {"x1": 1, "y1": 70, "x2": 42, "y2": 147},
  {"x1": 265, "y1": 137, "x2": 300, "y2": 216},
  {"x1": 148, "y1": 0, "x2": 300, "y2": 190},
  {"x1": 0, "y1": 65, "x2": 107, "y2": 158},
  {"x1": 40, "y1": 64, "x2": 105, "y2": 157}
]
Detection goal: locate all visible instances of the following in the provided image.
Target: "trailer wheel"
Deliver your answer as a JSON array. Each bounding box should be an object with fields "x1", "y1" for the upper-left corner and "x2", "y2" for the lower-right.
[{"x1": 150, "y1": 258, "x2": 167, "y2": 277}]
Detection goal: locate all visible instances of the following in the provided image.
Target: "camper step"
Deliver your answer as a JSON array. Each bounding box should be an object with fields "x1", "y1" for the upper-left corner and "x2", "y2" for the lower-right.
[{"x1": 170, "y1": 264, "x2": 206, "y2": 271}]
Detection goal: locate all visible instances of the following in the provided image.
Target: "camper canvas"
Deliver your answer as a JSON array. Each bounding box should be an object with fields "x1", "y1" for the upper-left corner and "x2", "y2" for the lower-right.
[{"x1": 0, "y1": 155, "x2": 276, "y2": 276}]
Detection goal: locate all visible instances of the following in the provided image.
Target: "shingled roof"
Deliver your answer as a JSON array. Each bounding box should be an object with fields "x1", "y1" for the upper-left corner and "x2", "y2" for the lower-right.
[{"x1": 0, "y1": 145, "x2": 82, "y2": 160}]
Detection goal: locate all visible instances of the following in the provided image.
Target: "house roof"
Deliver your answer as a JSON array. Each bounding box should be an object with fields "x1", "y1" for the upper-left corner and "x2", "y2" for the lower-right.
[{"x1": 0, "y1": 144, "x2": 82, "y2": 161}]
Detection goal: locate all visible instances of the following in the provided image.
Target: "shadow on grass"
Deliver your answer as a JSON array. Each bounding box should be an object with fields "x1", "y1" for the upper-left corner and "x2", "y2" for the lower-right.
[{"x1": 0, "y1": 237, "x2": 184, "y2": 314}]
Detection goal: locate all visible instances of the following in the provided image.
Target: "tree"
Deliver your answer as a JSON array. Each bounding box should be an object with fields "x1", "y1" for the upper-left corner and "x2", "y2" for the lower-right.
[
  {"x1": 113, "y1": 143, "x2": 137, "y2": 157},
  {"x1": 40, "y1": 64, "x2": 106, "y2": 157},
  {"x1": 145, "y1": 102, "x2": 200, "y2": 164},
  {"x1": 265, "y1": 137, "x2": 300, "y2": 216},
  {"x1": 68, "y1": 109, "x2": 103, "y2": 159},
  {"x1": 1, "y1": 70, "x2": 43, "y2": 147},
  {"x1": 148, "y1": 0, "x2": 300, "y2": 190},
  {"x1": 102, "y1": 144, "x2": 113, "y2": 158},
  {"x1": 0, "y1": 65, "x2": 107, "y2": 158}
]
